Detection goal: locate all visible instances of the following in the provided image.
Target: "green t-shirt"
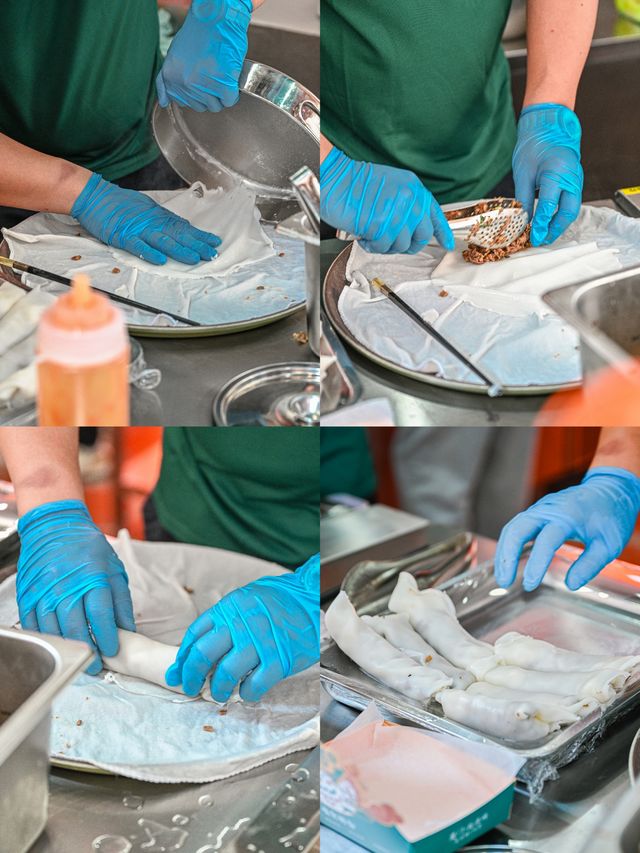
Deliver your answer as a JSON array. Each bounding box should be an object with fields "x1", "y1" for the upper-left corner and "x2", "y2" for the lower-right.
[
  {"x1": 1, "y1": 2, "x2": 161, "y2": 181},
  {"x1": 152, "y1": 429, "x2": 320, "y2": 569},
  {"x1": 321, "y1": 1, "x2": 516, "y2": 203},
  {"x1": 320, "y1": 428, "x2": 376, "y2": 500}
]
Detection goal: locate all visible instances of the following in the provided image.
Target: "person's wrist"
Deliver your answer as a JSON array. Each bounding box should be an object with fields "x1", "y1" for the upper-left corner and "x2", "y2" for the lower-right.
[
  {"x1": 18, "y1": 499, "x2": 90, "y2": 537},
  {"x1": 70, "y1": 171, "x2": 105, "y2": 219},
  {"x1": 583, "y1": 466, "x2": 640, "y2": 511},
  {"x1": 58, "y1": 165, "x2": 93, "y2": 216}
]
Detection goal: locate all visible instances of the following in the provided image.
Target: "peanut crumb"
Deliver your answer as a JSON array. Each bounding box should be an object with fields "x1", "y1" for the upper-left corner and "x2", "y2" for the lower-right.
[
  {"x1": 111, "y1": 268, "x2": 120, "y2": 274},
  {"x1": 256, "y1": 285, "x2": 265, "y2": 290},
  {"x1": 292, "y1": 331, "x2": 308, "y2": 345},
  {"x1": 438, "y1": 289, "x2": 448, "y2": 298},
  {"x1": 76, "y1": 720, "x2": 83, "y2": 727},
  {"x1": 71, "y1": 255, "x2": 82, "y2": 261},
  {"x1": 203, "y1": 725, "x2": 215, "y2": 733},
  {"x1": 218, "y1": 709, "x2": 228, "y2": 716},
  {"x1": 424, "y1": 655, "x2": 433, "y2": 663},
  {"x1": 183, "y1": 585, "x2": 194, "y2": 594},
  {"x1": 278, "y1": 252, "x2": 285, "y2": 257}
]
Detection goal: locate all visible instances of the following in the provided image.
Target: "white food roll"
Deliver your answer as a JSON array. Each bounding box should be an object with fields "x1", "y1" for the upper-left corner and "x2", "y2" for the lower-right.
[
  {"x1": 436, "y1": 689, "x2": 558, "y2": 743},
  {"x1": 388, "y1": 572, "x2": 494, "y2": 672},
  {"x1": 482, "y1": 664, "x2": 630, "y2": 704},
  {"x1": 493, "y1": 631, "x2": 640, "y2": 675},
  {"x1": 362, "y1": 613, "x2": 475, "y2": 689},
  {"x1": 466, "y1": 681, "x2": 597, "y2": 722},
  {"x1": 325, "y1": 591, "x2": 453, "y2": 702}
]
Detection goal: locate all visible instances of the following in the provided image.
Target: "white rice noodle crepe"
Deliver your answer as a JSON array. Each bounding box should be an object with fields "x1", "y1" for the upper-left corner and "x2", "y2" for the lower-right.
[
  {"x1": 494, "y1": 631, "x2": 640, "y2": 674},
  {"x1": 483, "y1": 664, "x2": 630, "y2": 704},
  {"x1": 467, "y1": 681, "x2": 599, "y2": 721},
  {"x1": 362, "y1": 612, "x2": 475, "y2": 689},
  {"x1": 325, "y1": 591, "x2": 452, "y2": 702},
  {"x1": 435, "y1": 689, "x2": 558, "y2": 742},
  {"x1": 103, "y1": 629, "x2": 215, "y2": 703},
  {"x1": 388, "y1": 573, "x2": 494, "y2": 672}
]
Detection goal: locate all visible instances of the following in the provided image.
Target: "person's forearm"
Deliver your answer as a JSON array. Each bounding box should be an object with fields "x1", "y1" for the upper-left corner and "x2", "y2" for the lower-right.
[
  {"x1": 524, "y1": 0, "x2": 597, "y2": 110},
  {"x1": 0, "y1": 428, "x2": 83, "y2": 515},
  {"x1": 0, "y1": 133, "x2": 91, "y2": 214},
  {"x1": 320, "y1": 134, "x2": 333, "y2": 163},
  {"x1": 590, "y1": 428, "x2": 640, "y2": 478}
]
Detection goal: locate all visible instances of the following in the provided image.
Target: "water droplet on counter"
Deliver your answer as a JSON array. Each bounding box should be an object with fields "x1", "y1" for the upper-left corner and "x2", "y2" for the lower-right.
[
  {"x1": 123, "y1": 795, "x2": 144, "y2": 811},
  {"x1": 137, "y1": 818, "x2": 188, "y2": 851},
  {"x1": 284, "y1": 763, "x2": 299, "y2": 772},
  {"x1": 171, "y1": 815, "x2": 189, "y2": 826},
  {"x1": 92, "y1": 836, "x2": 132, "y2": 853},
  {"x1": 194, "y1": 847, "x2": 216, "y2": 853},
  {"x1": 292, "y1": 767, "x2": 310, "y2": 783},
  {"x1": 285, "y1": 795, "x2": 296, "y2": 805},
  {"x1": 247, "y1": 845, "x2": 257, "y2": 852},
  {"x1": 198, "y1": 794, "x2": 214, "y2": 807}
]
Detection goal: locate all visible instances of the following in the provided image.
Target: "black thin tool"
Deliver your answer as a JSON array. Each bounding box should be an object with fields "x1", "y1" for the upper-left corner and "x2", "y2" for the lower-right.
[
  {"x1": 370, "y1": 276, "x2": 503, "y2": 396},
  {"x1": 0, "y1": 255, "x2": 201, "y2": 327}
]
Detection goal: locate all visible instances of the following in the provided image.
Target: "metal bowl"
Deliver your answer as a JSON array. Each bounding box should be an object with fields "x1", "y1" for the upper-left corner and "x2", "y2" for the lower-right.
[{"x1": 153, "y1": 59, "x2": 319, "y2": 222}]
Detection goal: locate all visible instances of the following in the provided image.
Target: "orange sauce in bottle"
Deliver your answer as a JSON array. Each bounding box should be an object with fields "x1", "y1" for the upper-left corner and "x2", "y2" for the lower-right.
[{"x1": 37, "y1": 274, "x2": 130, "y2": 425}]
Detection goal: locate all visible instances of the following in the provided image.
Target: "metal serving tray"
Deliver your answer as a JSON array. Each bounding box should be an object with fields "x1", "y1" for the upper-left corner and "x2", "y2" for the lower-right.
[
  {"x1": 0, "y1": 628, "x2": 91, "y2": 853},
  {"x1": 543, "y1": 264, "x2": 640, "y2": 381},
  {"x1": 322, "y1": 244, "x2": 581, "y2": 398},
  {"x1": 320, "y1": 556, "x2": 640, "y2": 793}
]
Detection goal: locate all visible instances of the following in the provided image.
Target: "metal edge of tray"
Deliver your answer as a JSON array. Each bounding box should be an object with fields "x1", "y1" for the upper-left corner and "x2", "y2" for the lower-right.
[
  {"x1": 319, "y1": 563, "x2": 640, "y2": 774},
  {"x1": 629, "y1": 726, "x2": 640, "y2": 785},
  {"x1": 128, "y1": 299, "x2": 305, "y2": 338},
  {"x1": 542, "y1": 264, "x2": 640, "y2": 371},
  {"x1": 322, "y1": 243, "x2": 583, "y2": 397},
  {"x1": 320, "y1": 311, "x2": 362, "y2": 414},
  {"x1": 50, "y1": 756, "x2": 114, "y2": 775},
  {"x1": 0, "y1": 236, "x2": 306, "y2": 339}
]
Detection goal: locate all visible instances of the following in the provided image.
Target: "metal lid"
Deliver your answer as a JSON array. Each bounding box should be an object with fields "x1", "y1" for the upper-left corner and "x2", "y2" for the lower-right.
[
  {"x1": 213, "y1": 362, "x2": 320, "y2": 426},
  {"x1": 153, "y1": 60, "x2": 319, "y2": 220}
]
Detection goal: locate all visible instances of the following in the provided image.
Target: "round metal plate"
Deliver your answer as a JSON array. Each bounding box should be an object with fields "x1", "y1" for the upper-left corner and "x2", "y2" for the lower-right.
[
  {"x1": 213, "y1": 361, "x2": 320, "y2": 426},
  {"x1": 322, "y1": 243, "x2": 582, "y2": 397},
  {"x1": 50, "y1": 756, "x2": 114, "y2": 775},
  {"x1": 0, "y1": 238, "x2": 305, "y2": 340},
  {"x1": 153, "y1": 59, "x2": 319, "y2": 221}
]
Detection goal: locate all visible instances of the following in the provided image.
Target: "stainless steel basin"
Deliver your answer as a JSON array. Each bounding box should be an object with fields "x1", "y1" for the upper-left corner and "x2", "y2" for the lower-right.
[
  {"x1": 543, "y1": 265, "x2": 640, "y2": 381},
  {"x1": 0, "y1": 629, "x2": 91, "y2": 853}
]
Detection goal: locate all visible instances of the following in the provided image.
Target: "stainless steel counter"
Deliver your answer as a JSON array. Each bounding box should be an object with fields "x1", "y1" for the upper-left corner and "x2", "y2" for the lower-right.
[
  {"x1": 29, "y1": 748, "x2": 314, "y2": 853},
  {"x1": 131, "y1": 308, "x2": 314, "y2": 425},
  {"x1": 320, "y1": 201, "x2": 621, "y2": 427},
  {"x1": 319, "y1": 523, "x2": 640, "y2": 853}
]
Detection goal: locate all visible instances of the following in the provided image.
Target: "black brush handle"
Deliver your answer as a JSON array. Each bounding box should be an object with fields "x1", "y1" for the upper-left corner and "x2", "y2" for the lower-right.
[
  {"x1": 13, "y1": 261, "x2": 201, "y2": 327},
  {"x1": 374, "y1": 279, "x2": 502, "y2": 394}
]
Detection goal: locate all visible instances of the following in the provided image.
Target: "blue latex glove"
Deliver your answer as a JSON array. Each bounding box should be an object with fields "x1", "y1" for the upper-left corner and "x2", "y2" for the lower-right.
[
  {"x1": 495, "y1": 467, "x2": 640, "y2": 592},
  {"x1": 16, "y1": 500, "x2": 136, "y2": 675},
  {"x1": 513, "y1": 103, "x2": 584, "y2": 247},
  {"x1": 156, "y1": 0, "x2": 252, "y2": 113},
  {"x1": 166, "y1": 553, "x2": 319, "y2": 702},
  {"x1": 320, "y1": 146, "x2": 455, "y2": 255},
  {"x1": 72, "y1": 173, "x2": 221, "y2": 266}
]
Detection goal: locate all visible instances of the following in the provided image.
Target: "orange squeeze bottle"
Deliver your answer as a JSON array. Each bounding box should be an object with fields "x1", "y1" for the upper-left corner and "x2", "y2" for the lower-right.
[{"x1": 37, "y1": 274, "x2": 130, "y2": 425}]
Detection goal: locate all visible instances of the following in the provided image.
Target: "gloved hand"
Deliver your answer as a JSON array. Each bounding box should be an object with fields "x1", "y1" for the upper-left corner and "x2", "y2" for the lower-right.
[
  {"x1": 156, "y1": 0, "x2": 252, "y2": 113},
  {"x1": 72, "y1": 173, "x2": 221, "y2": 266},
  {"x1": 320, "y1": 146, "x2": 454, "y2": 255},
  {"x1": 513, "y1": 102, "x2": 584, "y2": 247},
  {"x1": 495, "y1": 467, "x2": 640, "y2": 592},
  {"x1": 166, "y1": 553, "x2": 319, "y2": 702},
  {"x1": 16, "y1": 500, "x2": 136, "y2": 675}
]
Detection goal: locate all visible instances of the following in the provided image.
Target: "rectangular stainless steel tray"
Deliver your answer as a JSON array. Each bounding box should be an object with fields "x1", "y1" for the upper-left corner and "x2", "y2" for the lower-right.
[{"x1": 320, "y1": 555, "x2": 640, "y2": 793}]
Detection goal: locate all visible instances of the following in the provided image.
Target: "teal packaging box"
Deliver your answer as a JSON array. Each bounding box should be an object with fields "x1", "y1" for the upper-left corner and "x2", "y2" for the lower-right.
[{"x1": 320, "y1": 743, "x2": 516, "y2": 853}]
